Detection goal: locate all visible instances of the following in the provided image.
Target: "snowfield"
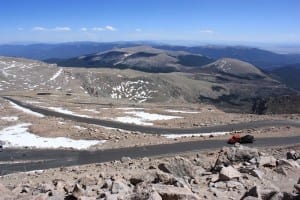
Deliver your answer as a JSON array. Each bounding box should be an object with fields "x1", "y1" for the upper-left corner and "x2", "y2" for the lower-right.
[
  {"x1": 9, "y1": 101, "x2": 44, "y2": 117},
  {"x1": 114, "y1": 111, "x2": 181, "y2": 126},
  {"x1": 0, "y1": 124, "x2": 105, "y2": 150},
  {"x1": 110, "y1": 80, "x2": 157, "y2": 103}
]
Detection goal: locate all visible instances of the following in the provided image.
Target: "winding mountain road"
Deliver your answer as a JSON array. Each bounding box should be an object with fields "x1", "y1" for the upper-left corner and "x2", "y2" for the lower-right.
[
  {"x1": 1, "y1": 135, "x2": 300, "y2": 175},
  {"x1": 0, "y1": 96, "x2": 300, "y2": 175},
  {"x1": 3, "y1": 97, "x2": 300, "y2": 134}
]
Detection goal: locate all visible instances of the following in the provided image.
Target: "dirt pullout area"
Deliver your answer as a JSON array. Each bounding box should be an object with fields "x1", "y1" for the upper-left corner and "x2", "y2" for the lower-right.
[{"x1": 0, "y1": 145, "x2": 299, "y2": 199}]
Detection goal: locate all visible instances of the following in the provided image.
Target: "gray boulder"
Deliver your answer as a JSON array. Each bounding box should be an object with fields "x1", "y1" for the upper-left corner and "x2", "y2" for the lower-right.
[
  {"x1": 250, "y1": 169, "x2": 264, "y2": 180},
  {"x1": 72, "y1": 183, "x2": 85, "y2": 199},
  {"x1": 219, "y1": 166, "x2": 242, "y2": 181},
  {"x1": 277, "y1": 159, "x2": 300, "y2": 169},
  {"x1": 258, "y1": 156, "x2": 277, "y2": 167},
  {"x1": 158, "y1": 156, "x2": 196, "y2": 179},
  {"x1": 243, "y1": 186, "x2": 278, "y2": 200},
  {"x1": 131, "y1": 182, "x2": 162, "y2": 200},
  {"x1": 111, "y1": 178, "x2": 131, "y2": 195},
  {"x1": 214, "y1": 145, "x2": 259, "y2": 171},
  {"x1": 152, "y1": 184, "x2": 200, "y2": 200},
  {"x1": 77, "y1": 176, "x2": 98, "y2": 188},
  {"x1": 294, "y1": 184, "x2": 300, "y2": 194},
  {"x1": 286, "y1": 151, "x2": 299, "y2": 160}
]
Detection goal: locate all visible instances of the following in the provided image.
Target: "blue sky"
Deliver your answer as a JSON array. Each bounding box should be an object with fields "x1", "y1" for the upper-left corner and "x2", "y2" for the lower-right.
[{"x1": 0, "y1": 0, "x2": 299, "y2": 44}]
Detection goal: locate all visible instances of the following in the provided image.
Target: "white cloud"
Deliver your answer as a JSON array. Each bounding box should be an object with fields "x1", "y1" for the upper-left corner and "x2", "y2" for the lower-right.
[
  {"x1": 199, "y1": 29, "x2": 215, "y2": 34},
  {"x1": 92, "y1": 27, "x2": 105, "y2": 31},
  {"x1": 135, "y1": 28, "x2": 142, "y2": 32},
  {"x1": 32, "y1": 26, "x2": 71, "y2": 32},
  {"x1": 105, "y1": 25, "x2": 117, "y2": 31},
  {"x1": 80, "y1": 27, "x2": 88, "y2": 32},
  {"x1": 53, "y1": 27, "x2": 71, "y2": 31},
  {"x1": 33, "y1": 26, "x2": 47, "y2": 31}
]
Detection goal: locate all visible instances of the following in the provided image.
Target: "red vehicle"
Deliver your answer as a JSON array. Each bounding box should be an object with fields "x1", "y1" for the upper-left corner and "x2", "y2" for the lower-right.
[{"x1": 228, "y1": 134, "x2": 254, "y2": 144}]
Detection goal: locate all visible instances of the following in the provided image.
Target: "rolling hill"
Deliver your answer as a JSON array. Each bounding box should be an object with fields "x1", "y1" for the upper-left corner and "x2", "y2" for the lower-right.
[
  {"x1": 199, "y1": 58, "x2": 266, "y2": 79},
  {"x1": 51, "y1": 46, "x2": 214, "y2": 73}
]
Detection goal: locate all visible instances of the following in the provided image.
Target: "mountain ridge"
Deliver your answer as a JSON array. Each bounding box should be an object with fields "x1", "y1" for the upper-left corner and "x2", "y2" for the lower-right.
[{"x1": 1, "y1": 42, "x2": 300, "y2": 71}]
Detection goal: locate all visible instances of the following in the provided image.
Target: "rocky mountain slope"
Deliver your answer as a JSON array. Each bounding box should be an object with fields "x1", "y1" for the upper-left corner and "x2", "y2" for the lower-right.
[
  {"x1": 0, "y1": 55, "x2": 297, "y2": 113},
  {"x1": 53, "y1": 46, "x2": 214, "y2": 73},
  {"x1": 197, "y1": 58, "x2": 266, "y2": 79}
]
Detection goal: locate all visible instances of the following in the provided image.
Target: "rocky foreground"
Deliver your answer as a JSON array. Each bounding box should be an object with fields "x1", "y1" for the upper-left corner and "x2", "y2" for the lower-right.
[{"x1": 0, "y1": 144, "x2": 300, "y2": 200}]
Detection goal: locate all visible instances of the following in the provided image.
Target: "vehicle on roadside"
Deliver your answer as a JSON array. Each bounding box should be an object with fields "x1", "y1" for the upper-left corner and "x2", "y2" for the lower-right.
[{"x1": 228, "y1": 134, "x2": 255, "y2": 144}]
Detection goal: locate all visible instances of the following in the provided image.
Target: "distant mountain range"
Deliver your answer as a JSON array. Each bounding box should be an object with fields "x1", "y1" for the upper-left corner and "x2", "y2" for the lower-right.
[
  {"x1": 1, "y1": 42, "x2": 300, "y2": 94},
  {"x1": 1, "y1": 42, "x2": 300, "y2": 71},
  {"x1": 0, "y1": 42, "x2": 140, "y2": 60}
]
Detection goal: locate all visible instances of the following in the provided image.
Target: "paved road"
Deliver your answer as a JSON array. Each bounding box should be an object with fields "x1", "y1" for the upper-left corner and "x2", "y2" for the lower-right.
[
  {"x1": 1, "y1": 97, "x2": 300, "y2": 175},
  {"x1": 0, "y1": 135, "x2": 300, "y2": 175},
  {"x1": 3, "y1": 97, "x2": 300, "y2": 134}
]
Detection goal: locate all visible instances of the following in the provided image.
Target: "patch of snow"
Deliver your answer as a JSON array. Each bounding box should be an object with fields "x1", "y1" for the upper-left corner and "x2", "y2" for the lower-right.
[
  {"x1": 165, "y1": 109, "x2": 200, "y2": 114},
  {"x1": 73, "y1": 125, "x2": 86, "y2": 130},
  {"x1": 9, "y1": 101, "x2": 44, "y2": 117},
  {"x1": 4, "y1": 64, "x2": 16, "y2": 70},
  {"x1": 124, "y1": 53, "x2": 132, "y2": 57},
  {"x1": 47, "y1": 107, "x2": 90, "y2": 118},
  {"x1": 83, "y1": 109, "x2": 100, "y2": 113},
  {"x1": 126, "y1": 111, "x2": 181, "y2": 121},
  {"x1": 25, "y1": 100, "x2": 41, "y2": 104},
  {"x1": 25, "y1": 170, "x2": 44, "y2": 175},
  {"x1": 49, "y1": 68, "x2": 63, "y2": 81},
  {"x1": 116, "y1": 107, "x2": 144, "y2": 110},
  {"x1": 0, "y1": 123, "x2": 104, "y2": 150},
  {"x1": 1, "y1": 116, "x2": 19, "y2": 121},
  {"x1": 162, "y1": 132, "x2": 229, "y2": 139},
  {"x1": 114, "y1": 111, "x2": 181, "y2": 126},
  {"x1": 115, "y1": 116, "x2": 153, "y2": 126}
]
